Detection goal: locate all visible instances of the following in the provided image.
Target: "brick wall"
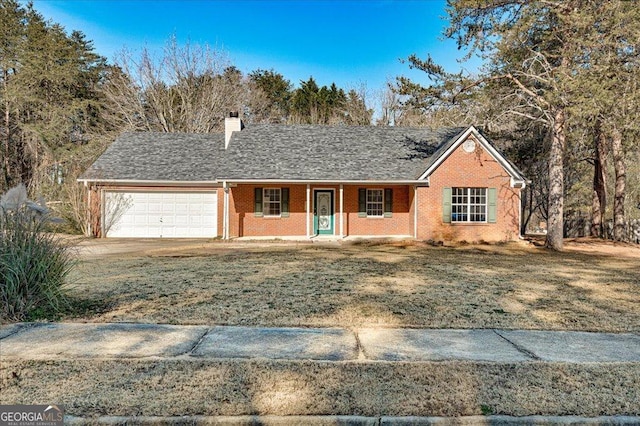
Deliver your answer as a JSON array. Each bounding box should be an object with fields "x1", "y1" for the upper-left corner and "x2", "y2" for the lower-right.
[
  {"x1": 229, "y1": 184, "x2": 309, "y2": 237},
  {"x1": 416, "y1": 136, "x2": 521, "y2": 242},
  {"x1": 343, "y1": 185, "x2": 413, "y2": 236},
  {"x1": 228, "y1": 184, "x2": 414, "y2": 237}
]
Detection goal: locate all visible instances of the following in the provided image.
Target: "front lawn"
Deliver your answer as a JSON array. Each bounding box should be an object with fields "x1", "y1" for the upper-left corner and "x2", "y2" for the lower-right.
[
  {"x1": 4, "y1": 239, "x2": 639, "y2": 419},
  {"x1": 2, "y1": 359, "x2": 638, "y2": 417},
  {"x1": 66, "y1": 240, "x2": 640, "y2": 332}
]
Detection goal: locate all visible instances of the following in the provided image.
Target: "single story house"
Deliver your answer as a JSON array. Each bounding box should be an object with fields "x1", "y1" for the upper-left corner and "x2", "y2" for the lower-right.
[{"x1": 78, "y1": 115, "x2": 527, "y2": 241}]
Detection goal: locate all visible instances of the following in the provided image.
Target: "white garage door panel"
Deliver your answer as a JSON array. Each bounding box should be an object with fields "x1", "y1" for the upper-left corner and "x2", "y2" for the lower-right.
[{"x1": 105, "y1": 191, "x2": 217, "y2": 238}]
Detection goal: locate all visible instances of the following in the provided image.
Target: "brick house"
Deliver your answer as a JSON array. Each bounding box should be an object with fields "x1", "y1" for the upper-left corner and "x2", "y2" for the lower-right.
[{"x1": 79, "y1": 115, "x2": 527, "y2": 242}]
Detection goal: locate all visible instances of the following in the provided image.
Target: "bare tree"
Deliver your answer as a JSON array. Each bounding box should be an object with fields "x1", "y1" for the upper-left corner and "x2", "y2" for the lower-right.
[
  {"x1": 102, "y1": 36, "x2": 246, "y2": 133},
  {"x1": 375, "y1": 82, "x2": 402, "y2": 126}
]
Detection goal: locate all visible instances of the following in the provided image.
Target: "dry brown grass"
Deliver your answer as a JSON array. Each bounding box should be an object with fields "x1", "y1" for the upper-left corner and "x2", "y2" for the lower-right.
[
  {"x1": 1, "y1": 359, "x2": 638, "y2": 417},
  {"x1": 64, "y1": 240, "x2": 640, "y2": 332}
]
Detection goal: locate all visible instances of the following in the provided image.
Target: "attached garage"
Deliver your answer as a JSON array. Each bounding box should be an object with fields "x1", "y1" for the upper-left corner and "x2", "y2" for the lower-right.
[{"x1": 104, "y1": 190, "x2": 218, "y2": 238}]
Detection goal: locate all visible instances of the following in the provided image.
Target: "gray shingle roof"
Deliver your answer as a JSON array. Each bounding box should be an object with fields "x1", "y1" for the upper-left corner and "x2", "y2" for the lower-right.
[
  {"x1": 80, "y1": 132, "x2": 224, "y2": 181},
  {"x1": 217, "y1": 124, "x2": 467, "y2": 181},
  {"x1": 82, "y1": 125, "x2": 527, "y2": 183}
]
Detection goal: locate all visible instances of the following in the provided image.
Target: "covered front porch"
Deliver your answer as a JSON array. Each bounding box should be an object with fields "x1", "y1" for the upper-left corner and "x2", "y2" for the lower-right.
[{"x1": 223, "y1": 182, "x2": 423, "y2": 239}]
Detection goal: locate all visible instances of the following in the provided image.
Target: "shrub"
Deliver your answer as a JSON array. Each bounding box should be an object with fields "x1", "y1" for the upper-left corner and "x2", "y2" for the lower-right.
[{"x1": 0, "y1": 184, "x2": 72, "y2": 321}]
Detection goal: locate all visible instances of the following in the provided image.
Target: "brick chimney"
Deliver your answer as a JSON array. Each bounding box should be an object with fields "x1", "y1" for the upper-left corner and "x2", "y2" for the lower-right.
[{"x1": 225, "y1": 111, "x2": 243, "y2": 149}]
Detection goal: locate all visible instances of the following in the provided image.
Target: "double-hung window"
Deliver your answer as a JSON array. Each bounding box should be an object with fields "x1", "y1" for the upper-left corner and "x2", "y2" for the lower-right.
[
  {"x1": 255, "y1": 187, "x2": 289, "y2": 217},
  {"x1": 451, "y1": 187, "x2": 487, "y2": 222},
  {"x1": 366, "y1": 189, "x2": 384, "y2": 217},
  {"x1": 358, "y1": 188, "x2": 393, "y2": 218},
  {"x1": 263, "y1": 188, "x2": 281, "y2": 217}
]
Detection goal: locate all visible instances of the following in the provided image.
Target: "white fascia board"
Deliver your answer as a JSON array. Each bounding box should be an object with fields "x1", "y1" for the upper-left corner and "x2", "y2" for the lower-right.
[
  {"x1": 224, "y1": 179, "x2": 429, "y2": 186},
  {"x1": 418, "y1": 126, "x2": 526, "y2": 187},
  {"x1": 77, "y1": 178, "x2": 220, "y2": 187}
]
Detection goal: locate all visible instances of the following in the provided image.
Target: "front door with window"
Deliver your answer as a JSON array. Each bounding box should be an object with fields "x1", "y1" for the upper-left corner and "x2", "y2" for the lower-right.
[{"x1": 314, "y1": 190, "x2": 334, "y2": 235}]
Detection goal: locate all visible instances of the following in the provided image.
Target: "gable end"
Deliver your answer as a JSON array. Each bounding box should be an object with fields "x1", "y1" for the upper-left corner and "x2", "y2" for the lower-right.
[{"x1": 418, "y1": 126, "x2": 526, "y2": 188}]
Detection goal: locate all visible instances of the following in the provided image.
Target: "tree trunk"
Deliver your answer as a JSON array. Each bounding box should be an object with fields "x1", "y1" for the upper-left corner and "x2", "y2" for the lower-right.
[
  {"x1": 611, "y1": 126, "x2": 626, "y2": 241},
  {"x1": 545, "y1": 108, "x2": 566, "y2": 250},
  {"x1": 521, "y1": 186, "x2": 532, "y2": 235},
  {"x1": 591, "y1": 126, "x2": 607, "y2": 238}
]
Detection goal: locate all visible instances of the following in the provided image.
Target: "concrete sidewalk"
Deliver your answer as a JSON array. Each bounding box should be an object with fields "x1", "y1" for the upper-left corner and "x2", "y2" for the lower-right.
[{"x1": 1, "y1": 322, "x2": 639, "y2": 362}]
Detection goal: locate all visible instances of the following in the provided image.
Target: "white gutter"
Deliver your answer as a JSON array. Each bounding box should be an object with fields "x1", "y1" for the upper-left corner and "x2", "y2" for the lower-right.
[
  {"x1": 78, "y1": 178, "x2": 430, "y2": 186},
  {"x1": 224, "y1": 179, "x2": 430, "y2": 185},
  {"x1": 77, "y1": 178, "x2": 218, "y2": 185}
]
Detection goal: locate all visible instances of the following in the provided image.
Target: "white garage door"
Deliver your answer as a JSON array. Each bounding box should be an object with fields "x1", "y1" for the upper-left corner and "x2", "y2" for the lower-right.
[{"x1": 105, "y1": 191, "x2": 217, "y2": 238}]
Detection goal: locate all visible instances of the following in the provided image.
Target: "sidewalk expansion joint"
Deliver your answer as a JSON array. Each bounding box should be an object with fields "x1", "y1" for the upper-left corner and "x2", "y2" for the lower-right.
[
  {"x1": 185, "y1": 327, "x2": 210, "y2": 356},
  {"x1": 493, "y1": 329, "x2": 541, "y2": 361},
  {"x1": 353, "y1": 329, "x2": 368, "y2": 360}
]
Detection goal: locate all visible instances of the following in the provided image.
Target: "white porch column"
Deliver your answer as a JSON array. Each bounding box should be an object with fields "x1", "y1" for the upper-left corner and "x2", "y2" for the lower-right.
[
  {"x1": 306, "y1": 184, "x2": 310, "y2": 238},
  {"x1": 414, "y1": 185, "x2": 418, "y2": 239},
  {"x1": 223, "y1": 181, "x2": 230, "y2": 240},
  {"x1": 339, "y1": 184, "x2": 344, "y2": 238},
  {"x1": 100, "y1": 188, "x2": 105, "y2": 238},
  {"x1": 85, "y1": 182, "x2": 91, "y2": 237}
]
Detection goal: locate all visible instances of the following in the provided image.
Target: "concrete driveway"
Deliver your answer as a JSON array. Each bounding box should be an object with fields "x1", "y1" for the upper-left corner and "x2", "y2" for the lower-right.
[
  {"x1": 72, "y1": 237, "x2": 318, "y2": 259},
  {"x1": 72, "y1": 238, "x2": 220, "y2": 259}
]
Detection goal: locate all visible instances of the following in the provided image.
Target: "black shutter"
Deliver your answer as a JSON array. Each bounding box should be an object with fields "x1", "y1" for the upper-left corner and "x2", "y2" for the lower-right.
[
  {"x1": 384, "y1": 188, "x2": 393, "y2": 218},
  {"x1": 358, "y1": 188, "x2": 367, "y2": 217},
  {"x1": 281, "y1": 187, "x2": 290, "y2": 217},
  {"x1": 254, "y1": 187, "x2": 263, "y2": 217}
]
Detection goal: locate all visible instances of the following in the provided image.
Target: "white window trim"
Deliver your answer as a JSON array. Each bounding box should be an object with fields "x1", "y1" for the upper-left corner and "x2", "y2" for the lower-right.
[
  {"x1": 263, "y1": 187, "x2": 282, "y2": 217},
  {"x1": 366, "y1": 188, "x2": 384, "y2": 218},
  {"x1": 452, "y1": 187, "x2": 487, "y2": 223}
]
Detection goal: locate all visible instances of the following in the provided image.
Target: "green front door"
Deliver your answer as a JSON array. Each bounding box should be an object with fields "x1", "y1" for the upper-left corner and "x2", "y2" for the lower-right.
[{"x1": 314, "y1": 190, "x2": 334, "y2": 235}]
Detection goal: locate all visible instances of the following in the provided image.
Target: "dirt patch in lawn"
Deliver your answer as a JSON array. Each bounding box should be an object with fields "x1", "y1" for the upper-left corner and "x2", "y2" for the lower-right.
[
  {"x1": 62, "y1": 240, "x2": 640, "y2": 332},
  {"x1": 1, "y1": 359, "x2": 638, "y2": 417}
]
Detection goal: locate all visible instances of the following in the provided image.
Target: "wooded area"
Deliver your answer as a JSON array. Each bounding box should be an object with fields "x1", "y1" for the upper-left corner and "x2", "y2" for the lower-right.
[
  {"x1": 1, "y1": 0, "x2": 638, "y2": 246},
  {"x1": 396, "y1": 0, "x2": 640, "y2": 249}
]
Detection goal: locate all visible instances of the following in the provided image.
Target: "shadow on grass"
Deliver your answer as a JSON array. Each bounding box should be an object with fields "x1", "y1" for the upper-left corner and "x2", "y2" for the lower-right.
[
  {"x1": 51, "y1": 294, "x2": 113, "y2": 322},
  {"x1": 63, "y1": 243, "x2": 640, "y2": 331}
]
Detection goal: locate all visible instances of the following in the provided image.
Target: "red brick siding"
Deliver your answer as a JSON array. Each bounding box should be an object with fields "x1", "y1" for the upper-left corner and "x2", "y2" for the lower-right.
[
  {"x1": 227, "y1": 184, "x2": 414, "y2": 237},
  {"x1": 416, "y1": 136, "x2": 521, "y2": 242},
  {"x1": 229, "y1": 184, "x2": 309, "y2": 237},
  {"x1": 342, "y1": 185, "x2": 413, "y2": 236}
]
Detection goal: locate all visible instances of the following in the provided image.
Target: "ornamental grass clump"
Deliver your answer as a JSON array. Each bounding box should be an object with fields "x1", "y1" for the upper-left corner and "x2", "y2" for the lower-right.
[{"x1": 0, "y1": 184, "x2": 72, "y2": 321}]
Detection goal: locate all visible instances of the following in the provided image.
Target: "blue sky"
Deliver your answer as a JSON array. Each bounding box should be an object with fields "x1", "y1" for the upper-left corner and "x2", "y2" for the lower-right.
[{"x1": 31, "y1": 0, "x2": 479, "y2": 93}]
